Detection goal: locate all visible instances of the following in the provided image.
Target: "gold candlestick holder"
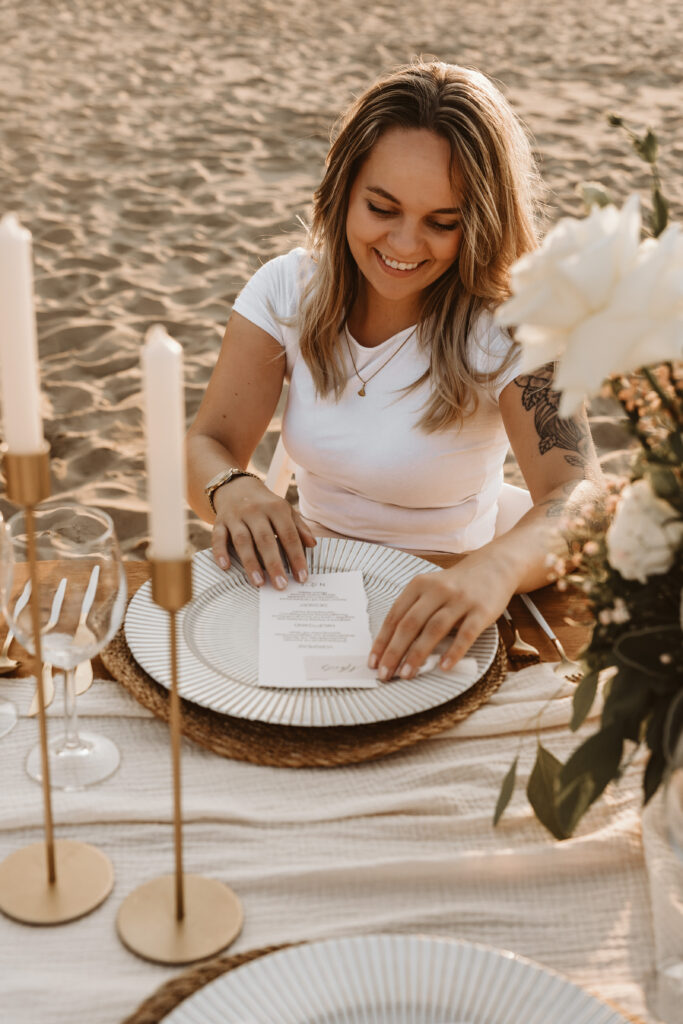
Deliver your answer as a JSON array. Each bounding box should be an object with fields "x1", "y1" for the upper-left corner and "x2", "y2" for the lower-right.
[
  {"x1": 0, "y1": 445, "x2": 113, "y2": 924},
  {"x1": 116, "y1": 555, "x2": 243, "y2": 964}
]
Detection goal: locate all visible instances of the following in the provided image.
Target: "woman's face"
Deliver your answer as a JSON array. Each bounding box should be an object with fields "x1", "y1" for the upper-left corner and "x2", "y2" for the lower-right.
[{"x1": 345, "y1": 127, "x2": 464, "y2": 311}]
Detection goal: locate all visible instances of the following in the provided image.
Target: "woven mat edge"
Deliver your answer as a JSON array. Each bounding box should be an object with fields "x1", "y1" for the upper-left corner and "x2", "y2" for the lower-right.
[{"x1": 101, "y1": 622, "x2": 507, "y2": 767}]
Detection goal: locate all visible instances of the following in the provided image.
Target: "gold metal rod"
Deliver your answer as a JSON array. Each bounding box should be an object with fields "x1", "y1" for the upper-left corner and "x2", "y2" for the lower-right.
[
  {"x1": 25, "y1": 505, "x2": 56, "y2": 884},
  {"x1": 169, "y1": 610, "x2": 184, "y2": 921}
]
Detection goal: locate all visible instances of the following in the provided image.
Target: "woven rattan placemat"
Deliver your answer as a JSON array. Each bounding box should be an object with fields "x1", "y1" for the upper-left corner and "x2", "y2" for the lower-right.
[
  {"x1": 121, "y1": 943, "x2": 291, "y2": 1024},
  {"x1": 121, "y1": 938, "x2": 644, "y2": 1024},
  {"x1": 101, "y1": 623, "x2": 507, "y2": 768}
]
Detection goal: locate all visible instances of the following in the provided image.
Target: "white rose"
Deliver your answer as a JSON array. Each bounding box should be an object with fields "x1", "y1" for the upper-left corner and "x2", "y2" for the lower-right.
[
  {"x1": 496, "y1": 196, "x2": 683, "y2": 416},
  {"x1": 606, "y1": 478, "x2": 683, "y2": 583}
]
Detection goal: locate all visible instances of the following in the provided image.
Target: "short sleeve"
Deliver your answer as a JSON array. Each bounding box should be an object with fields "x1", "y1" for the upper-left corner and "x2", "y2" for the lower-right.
[
  {"x1": 468, "y1": 310, "x2": 522, "y2": 401},
  {"x1": 232, "y1": 247, "x2": 311, "y2": 347}
]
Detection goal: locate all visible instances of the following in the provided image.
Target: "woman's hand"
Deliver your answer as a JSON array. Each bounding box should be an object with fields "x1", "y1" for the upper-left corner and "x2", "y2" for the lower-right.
[
  {"x1": 368, "y1": 549, "x2": 516, "y2": 679},
  {"x1": 212, "y1": 476, "x2": 316, "y2": 589}
]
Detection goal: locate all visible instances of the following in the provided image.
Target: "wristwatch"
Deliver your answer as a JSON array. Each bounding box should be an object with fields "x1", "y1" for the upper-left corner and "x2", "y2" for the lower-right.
[{"x1": 204, "y1": 467, "x2": 260, "y2": 514}]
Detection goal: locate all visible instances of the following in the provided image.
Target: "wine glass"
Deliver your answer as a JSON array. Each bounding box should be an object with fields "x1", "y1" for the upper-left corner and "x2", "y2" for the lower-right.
[
  {"x1": 0, "y1": 502, "x2": 127, "y2": 789},
  {"x1": 0, "y1": 513, "x2": 18, "y2": 738}
]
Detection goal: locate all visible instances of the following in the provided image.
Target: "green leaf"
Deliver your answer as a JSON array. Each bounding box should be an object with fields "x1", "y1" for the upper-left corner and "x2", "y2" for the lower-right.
[
  {"x1": 570, "y1": 669, "x2": 600, "y2": 731},
  {"x1": 527, "y1": 744, "x2": 568, "y2": 840},
  {"x1": 576, "y1": 181, "x2": 613, "y2": 211},
  {"x1": 643, "y1": 746, "x2": 666, "y2": 804},
  {"x1": 639, "y1": 128, "x2": 659, "y2": 164},
  {"x1": 669, "y1": 430, "x2": 683, "y2": 461},
  {"x1": 652, "y1": 186, "x2": 669, "y2": 237},
  {"x1": 646, "y1": 695, "x2": 676, "y2": 759},
  {"x1": 493, "y1": 756, "x2": 518, "y2": 826},
  {"x1": 648, "y1": 465, "x2": 678, "y2": 501},
  {"x1": 558, "y1": 723, "x2": 624, "y2": 807},
  {"x1": 556, "y1": 774, "x2": 596, "y2": 836},
  {"x1": 601, "y1": 671, "x2": 654, "y2": 741}
]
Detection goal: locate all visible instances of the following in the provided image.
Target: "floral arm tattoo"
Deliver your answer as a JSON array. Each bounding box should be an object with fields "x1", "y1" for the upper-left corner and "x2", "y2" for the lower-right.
[
  {"x1": 514, "y1": 363, "x2": 592, "y2": 468},
  {"x1": 514, "y1": 363, "x2": 596, "y2": 520}
]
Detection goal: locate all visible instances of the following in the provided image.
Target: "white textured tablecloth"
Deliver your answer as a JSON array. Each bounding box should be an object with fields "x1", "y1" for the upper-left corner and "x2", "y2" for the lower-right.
[{"x1": 0, "y1": 664, "x2": 666, "y2": 1024}]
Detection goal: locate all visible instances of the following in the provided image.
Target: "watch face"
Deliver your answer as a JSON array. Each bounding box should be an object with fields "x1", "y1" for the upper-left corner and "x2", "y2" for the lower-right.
[
  {"x1": 206, "y1": 469, "x2": 255, "y2": 500},
  {"x1": 207, "y1": 470, "x2": 232, "y2": 491}
]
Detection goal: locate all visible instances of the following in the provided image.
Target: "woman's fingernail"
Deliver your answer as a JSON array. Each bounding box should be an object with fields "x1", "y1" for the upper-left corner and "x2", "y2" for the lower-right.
[
  {"x1": 251, "y1": 570, "x2": 264, "y2": 586},
  {"x1": 368, "y1": 653, "x2": 378, "y2": 670},
  {"x1": 400, "y1": 663, "x2": 412, "y2": 679},
  {"x1": 440, "y1": 658, "x2": 453, "y2": 671},
  {"x1": 378, "y1": 665, "x2": 390, "y2": 681},
  {"x1": 297, "y1": 569, "x2": 308, "y2": 583},
  {"x1": 275, "y1": 575, "x2": 288, "y2": 590},
  {"x1": 218, "y1": 556, "x2": 229, "y2": 569}
]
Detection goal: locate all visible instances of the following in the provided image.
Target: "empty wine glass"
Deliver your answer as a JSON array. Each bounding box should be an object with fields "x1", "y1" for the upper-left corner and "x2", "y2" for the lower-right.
[
  {"x1": 0, "y1": 502, "x2": 127, "y2": 789},
  {"x1": 0, "y1": 513, "x2": 18, "y2": 738}
]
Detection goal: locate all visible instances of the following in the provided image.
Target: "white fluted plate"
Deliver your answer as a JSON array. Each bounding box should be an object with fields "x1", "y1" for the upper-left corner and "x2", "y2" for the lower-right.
[
  {"x1": 159, "y1": 934, "x2": 628, "y2": 1024},
  {"x1": 124, "y1": 540, "x2": 498, "y2": 728}
]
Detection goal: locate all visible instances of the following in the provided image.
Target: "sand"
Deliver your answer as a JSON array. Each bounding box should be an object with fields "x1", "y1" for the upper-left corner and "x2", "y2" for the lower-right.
[{"x1": 1, "y1": 0, "x2": 681, "y2": 556}]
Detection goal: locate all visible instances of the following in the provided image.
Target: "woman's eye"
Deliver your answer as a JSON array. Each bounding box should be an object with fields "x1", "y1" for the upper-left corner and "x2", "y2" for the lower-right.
[
  {"x1": 430, "y1": 220, "x2": 460, "y2": 232},
  {"x1": 367, "y1": 201, "x2": 395, "y2": 217}
]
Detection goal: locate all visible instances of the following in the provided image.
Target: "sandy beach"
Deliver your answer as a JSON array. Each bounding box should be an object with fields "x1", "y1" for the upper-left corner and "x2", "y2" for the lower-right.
[{"x1": 1, "y1": 0, "x2": 681, "y2": 556}]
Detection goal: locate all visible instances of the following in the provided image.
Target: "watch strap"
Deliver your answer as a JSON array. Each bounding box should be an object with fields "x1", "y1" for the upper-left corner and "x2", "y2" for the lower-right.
[{"x1": 205, "y1": 468, "x2": 259, "y2": 514}]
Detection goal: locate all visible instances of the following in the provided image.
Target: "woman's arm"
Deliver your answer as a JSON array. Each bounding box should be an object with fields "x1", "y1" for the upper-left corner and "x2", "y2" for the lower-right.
[
  {"x1": 186, "y1": 311, "x2": 315, "y2": 588},
  {"x1": 369, "y1": 364, "x2": 603, "y2": 679}
]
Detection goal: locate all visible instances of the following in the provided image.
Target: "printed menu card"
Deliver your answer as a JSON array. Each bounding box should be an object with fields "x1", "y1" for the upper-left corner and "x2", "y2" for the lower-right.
[{"x1": 258, "y1": 570, "x2": 379, "y2": 688}]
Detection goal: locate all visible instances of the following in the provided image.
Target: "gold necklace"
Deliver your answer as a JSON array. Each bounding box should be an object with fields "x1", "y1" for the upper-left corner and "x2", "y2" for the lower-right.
[{"x1": 343, "y1": 324, "x2": 418, "y2": 396}]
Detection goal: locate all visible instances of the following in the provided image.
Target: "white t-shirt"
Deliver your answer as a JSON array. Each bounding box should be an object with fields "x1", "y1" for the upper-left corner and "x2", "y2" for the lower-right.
[{"x1": 232, "y1": 247, "x2": 522, "y2": 553}]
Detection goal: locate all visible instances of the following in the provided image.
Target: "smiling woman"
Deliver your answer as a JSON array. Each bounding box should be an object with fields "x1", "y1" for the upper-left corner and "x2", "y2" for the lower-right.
[{"x1": 186, "y1": 60, "x2": 603, "y2": 683}]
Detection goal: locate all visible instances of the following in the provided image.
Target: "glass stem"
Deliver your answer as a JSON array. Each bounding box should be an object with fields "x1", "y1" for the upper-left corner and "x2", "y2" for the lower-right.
[{"x1": 62, "y1": 668, "x2": 81, "y2": 749}]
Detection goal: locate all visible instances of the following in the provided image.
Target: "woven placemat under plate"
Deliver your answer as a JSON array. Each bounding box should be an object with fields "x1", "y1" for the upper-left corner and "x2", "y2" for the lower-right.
[
  {"x1": 101, "y1": 622, "x2": 507, "y2": 768},
  {"x1": 121, "y1": 939, "x2": 645, "y2": 1024},
  {"x1": 121, "y1": 943, "x2": 291, "y2": 1024}
]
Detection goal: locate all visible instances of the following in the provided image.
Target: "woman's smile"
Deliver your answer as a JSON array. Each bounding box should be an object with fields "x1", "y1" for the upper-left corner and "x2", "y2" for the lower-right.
[{"x1": 374, "y1": 248, "x2": 427, "y2": 275}]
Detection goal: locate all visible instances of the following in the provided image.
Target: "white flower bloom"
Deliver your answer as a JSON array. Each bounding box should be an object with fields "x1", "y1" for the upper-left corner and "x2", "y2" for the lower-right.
[
  {"x1": 606, "y1": 478, "x2": 683, "y2": 583},
  {"x1": 496, "y1": 195, "x2": 683, "y2": 416},
  {"x1": 611, "y1": 598, "x2": 631, "y2": 624}
]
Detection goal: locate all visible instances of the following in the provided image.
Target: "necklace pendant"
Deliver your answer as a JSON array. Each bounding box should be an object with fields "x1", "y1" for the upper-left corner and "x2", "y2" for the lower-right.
[{"x1": 357, "y1": 385, "x2": 366, "y2": 397}]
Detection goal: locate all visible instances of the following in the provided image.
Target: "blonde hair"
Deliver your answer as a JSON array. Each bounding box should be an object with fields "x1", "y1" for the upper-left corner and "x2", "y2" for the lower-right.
[{"x1": 297, "y1": 60, "x2": 542, "y2": 431}]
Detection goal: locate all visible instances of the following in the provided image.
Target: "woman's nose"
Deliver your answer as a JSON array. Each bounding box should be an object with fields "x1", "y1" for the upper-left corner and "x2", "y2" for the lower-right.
[{"x1": 387, "y1": 219, "x2": 423, "y2": 257}]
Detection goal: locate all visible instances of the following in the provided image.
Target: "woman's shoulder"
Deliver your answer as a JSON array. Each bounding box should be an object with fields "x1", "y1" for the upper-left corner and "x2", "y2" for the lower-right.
[
  {"x1": 233, "y1": 246, "x2": 315, "y2": 326},
  {"x1": 249, "y1": 246, "x2": 314, "y2": 293},
  {"x1": 468, "y1": 307, "x2": 518, "y2": 369},
  {"x1": 466, "y1": 307, "x2": 521, "y2": 398}
]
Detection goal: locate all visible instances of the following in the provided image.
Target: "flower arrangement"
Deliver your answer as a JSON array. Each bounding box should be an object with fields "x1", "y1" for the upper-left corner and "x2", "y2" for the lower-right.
[{"x1": 493, "y1": 118, "x2": 683, "y2": 839}]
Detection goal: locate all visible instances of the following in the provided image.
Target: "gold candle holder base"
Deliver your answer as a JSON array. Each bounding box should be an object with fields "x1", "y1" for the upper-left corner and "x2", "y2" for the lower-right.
[
  {"x1": 117, "y1": 874, "x2": 243, "y2": 965},
  {"x1": 0, "y1": 839, "x2": 113, "y2": 925},
  {"x1": 1, "y1": 447, "x2": 115, "y2": 926},
  {"x1": 118, "y1": 555, "x2": 244, "y2": 964}
]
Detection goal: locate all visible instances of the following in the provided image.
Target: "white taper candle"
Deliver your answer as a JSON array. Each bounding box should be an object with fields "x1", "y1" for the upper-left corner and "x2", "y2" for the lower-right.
[
  {"x1": 142, "y1": 325, "x2": 187, "y2": 559},
  {"x1": 0, "y1": 214, "x2": 44, "y2": 452}
]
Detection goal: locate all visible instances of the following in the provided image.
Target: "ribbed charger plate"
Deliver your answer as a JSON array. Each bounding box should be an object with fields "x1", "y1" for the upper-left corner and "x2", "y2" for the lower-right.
[
  {"x1": 124, "y1": 540, "x2": 498, "y2": 728},
  {"x1": 151, "y1": 934, "x2": 629, "y2": 1024}
]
